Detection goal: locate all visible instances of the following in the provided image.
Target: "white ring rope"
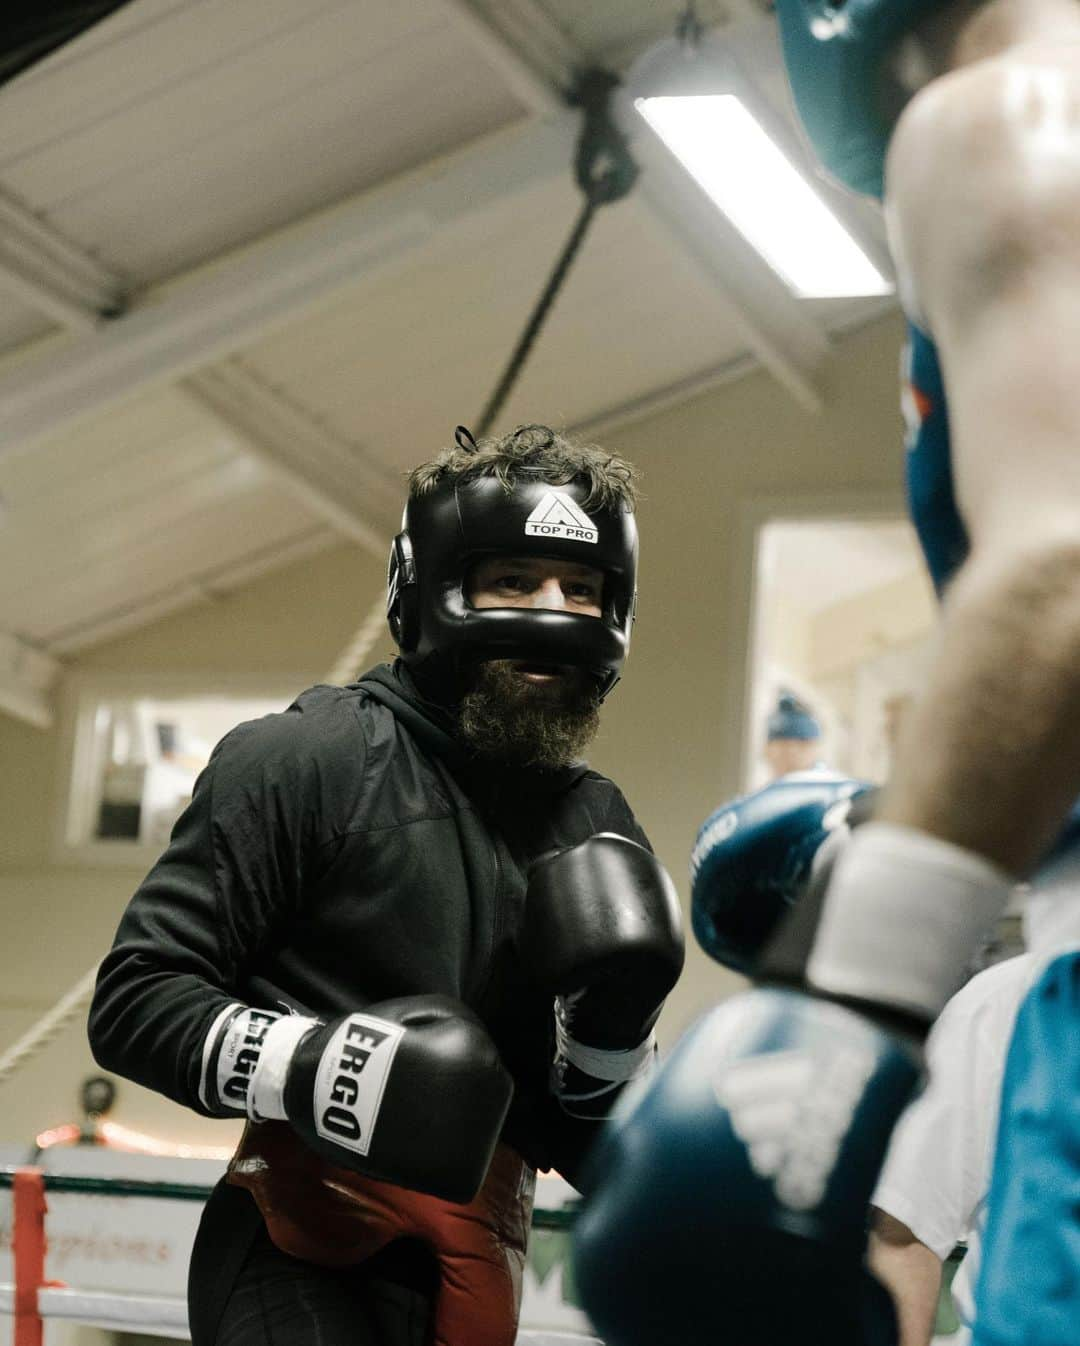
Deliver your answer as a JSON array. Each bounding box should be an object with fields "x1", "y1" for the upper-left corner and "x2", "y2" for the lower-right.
[
  {"x1": 0, "y1": 964, "x2": 101, "y2": 1086},
  {"x1": 325, "y1": 588, "x2": 392, "y2": 688},
  {"x1": 0, "y1": 587, "x2": 393, "y2": 1087}
]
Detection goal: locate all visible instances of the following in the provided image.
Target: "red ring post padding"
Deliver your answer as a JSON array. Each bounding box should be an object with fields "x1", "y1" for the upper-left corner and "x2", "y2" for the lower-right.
[{"x1": 12, "y1": 1168, "x2": 46, "y2": 1346}]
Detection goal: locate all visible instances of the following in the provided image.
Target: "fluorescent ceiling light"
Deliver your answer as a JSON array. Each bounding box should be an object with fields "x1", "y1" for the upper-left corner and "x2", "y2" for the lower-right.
[{"x1": 635, "y1": 94, "x2": 892, "y2": 299}]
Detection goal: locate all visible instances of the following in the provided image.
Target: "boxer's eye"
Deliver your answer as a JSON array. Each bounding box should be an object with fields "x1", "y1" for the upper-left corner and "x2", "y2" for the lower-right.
[
  {"x1": 565, "y1": 580, "x2": 602, "y2": 604},
  {"x1": 491, "y1": 573, "x2": 532, "y2": 593}
]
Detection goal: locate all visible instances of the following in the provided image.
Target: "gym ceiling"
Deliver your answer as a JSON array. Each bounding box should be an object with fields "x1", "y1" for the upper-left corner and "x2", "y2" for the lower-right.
[{"x1": 0, "y1": 0, "x2": 894, "y2": 727}]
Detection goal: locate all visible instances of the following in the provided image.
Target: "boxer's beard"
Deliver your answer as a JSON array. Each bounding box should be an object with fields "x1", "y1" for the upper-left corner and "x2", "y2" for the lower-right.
[{"x1": 457, "y1": 660, "x2": 601, "y2": 768}]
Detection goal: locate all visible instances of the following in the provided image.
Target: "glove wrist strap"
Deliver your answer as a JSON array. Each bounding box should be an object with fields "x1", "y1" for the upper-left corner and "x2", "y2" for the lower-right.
[
  {"x1": 247, "y1": 1014, "x2": 320, "y2": 1122},
  {"x1": 553, "y1": 992, "x2": 656, "y2": 1084},
  {"x1": 806, "y1": 822, "x2": 1013, "y2": 1019}
]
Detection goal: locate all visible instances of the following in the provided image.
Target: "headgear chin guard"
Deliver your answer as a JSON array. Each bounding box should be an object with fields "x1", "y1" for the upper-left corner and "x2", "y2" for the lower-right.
[
  {"x1": 386, "y1": 474, "x2": 637, "y2": 704},
  {"x1": 774, "y1": 0, "x2": 954, "y2": 199}
]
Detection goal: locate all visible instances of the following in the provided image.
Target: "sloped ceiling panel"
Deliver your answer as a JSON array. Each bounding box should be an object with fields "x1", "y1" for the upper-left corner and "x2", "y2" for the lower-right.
[
  {"x1": 0, "y1": 0, "x2": 527, "y2": 285},
  {"x1": 0, "y1": 385, "x2": 332, "y2": 653},
  {"x1": 237, "y1": 181, "x2": 752, "y2": 468}
]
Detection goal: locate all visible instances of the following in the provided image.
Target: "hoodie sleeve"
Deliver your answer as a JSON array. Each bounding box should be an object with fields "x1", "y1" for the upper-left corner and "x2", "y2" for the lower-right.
[
  {"x1": 87, "y1": 706, "x2": 339, "y2": 1116},
  {"x1": 595, "y1": 775, "x2": 654, "y2": 852}
]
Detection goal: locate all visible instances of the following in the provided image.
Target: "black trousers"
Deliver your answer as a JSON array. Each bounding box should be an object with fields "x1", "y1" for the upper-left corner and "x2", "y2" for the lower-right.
[{"x1": 188, "y1": 1181, "x2": 434, "y2": 1346}]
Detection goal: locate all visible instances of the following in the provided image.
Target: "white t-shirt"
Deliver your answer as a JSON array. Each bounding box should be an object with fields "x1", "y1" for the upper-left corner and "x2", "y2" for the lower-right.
[{"x1": 871, "y1": 953, "x2": 1038, "y2": 1341}]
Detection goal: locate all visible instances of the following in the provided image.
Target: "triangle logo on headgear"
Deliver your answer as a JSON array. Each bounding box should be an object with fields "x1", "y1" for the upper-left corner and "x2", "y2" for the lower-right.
[{"x1": 524, "y1": 490, "x2": 598, "y2": 544}]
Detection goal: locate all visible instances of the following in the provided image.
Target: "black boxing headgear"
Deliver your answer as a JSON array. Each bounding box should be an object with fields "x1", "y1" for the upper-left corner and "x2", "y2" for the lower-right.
[{"x1": 387, "y1": 466, "x2": 637, "y2": 704}]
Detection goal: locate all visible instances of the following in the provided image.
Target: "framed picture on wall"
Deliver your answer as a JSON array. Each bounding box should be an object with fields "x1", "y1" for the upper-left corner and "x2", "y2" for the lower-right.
[{"x1": 54, "y1": 673, "x2": 300, "y2": 867}]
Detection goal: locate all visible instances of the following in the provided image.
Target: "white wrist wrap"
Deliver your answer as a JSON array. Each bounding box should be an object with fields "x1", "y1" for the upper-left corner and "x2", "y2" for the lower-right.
[
  {"x1": 554, "y1": 997, "x2": 656, "y2": 1085},
  {"x1": 246, "y1": 1014, "x2": 320, "y2": 1122},
  {"x1": 806, "y1": 822, "x2": 1014, "y2": 1019},
  {"x1": 198, "y1": 1003, "x2": 244, "y2": 1110}
]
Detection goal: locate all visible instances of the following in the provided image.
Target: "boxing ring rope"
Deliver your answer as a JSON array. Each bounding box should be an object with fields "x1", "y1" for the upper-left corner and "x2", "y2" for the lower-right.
[
  {"x1": 0, "y1": 1168, "x2": 595, "y2": 1345},
  {"x1": 0, "y1": 967, "x2": 101, "y2": 1089},
  {"x1": 324, "y1": 587, "x2": 393, "y2": 689}
]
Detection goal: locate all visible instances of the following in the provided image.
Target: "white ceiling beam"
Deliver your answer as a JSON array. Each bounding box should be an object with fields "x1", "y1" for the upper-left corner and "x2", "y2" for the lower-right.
[
  {"x1": 724, "y1": 0, "x2": 770, "y2": 21},
  {"x1": 0, "y1": 629, "x2": 59, "y2": 729},
  {"x1": 438, "y1": 0, "x2": 567, "y2": 114},
  {"x1": 439, "y1": 0, "x2": 578, "y2": 112},
  {"x1": 575, "y1": 297, "x2": 895, "y2": 441},
  {"x1": 435, "y1": 0, "x2": 828, "y2": 410},
  {"x1": 0, "y1": 189, "x2": 128, "y2": 331},
  {"x1": 42, "y1": 528, "x2": 334, "y2": 657},
  {"x1": 0, "y1": 113, "x2": 577, "y2": 461},
  {"x1": 183, "y1": 362, "x2": 398, "y2": 558}
]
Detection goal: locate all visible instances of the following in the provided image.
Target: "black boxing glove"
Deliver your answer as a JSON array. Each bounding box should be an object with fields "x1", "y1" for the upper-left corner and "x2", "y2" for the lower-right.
[
  {"x1": 200, "y1": 994, "x2": 512, "y2": 1203},
  {"x1": 522, "y1": 833, "x2": 684, "y2": 1119}
]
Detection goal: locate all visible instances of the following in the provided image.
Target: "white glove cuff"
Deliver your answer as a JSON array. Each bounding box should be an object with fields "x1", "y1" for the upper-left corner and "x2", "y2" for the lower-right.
[
  {"x1": 806, "y1": 822, "x2": 1014, "y2": 1019},
  {"x1": 247, "y1": 1014, "x2": 320, "y2": 1122}
]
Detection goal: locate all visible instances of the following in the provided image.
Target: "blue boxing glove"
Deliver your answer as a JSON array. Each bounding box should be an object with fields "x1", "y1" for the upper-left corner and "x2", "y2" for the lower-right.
[
  {"x1": 691, "y1": 773, "x2": 875, "y2": 974},
  {"x1": 574, "y1": 987, "x2": 912, "y2": 1346},
  {"x1": 774, "y1": 0, "x2": 948, "y2": 199}
]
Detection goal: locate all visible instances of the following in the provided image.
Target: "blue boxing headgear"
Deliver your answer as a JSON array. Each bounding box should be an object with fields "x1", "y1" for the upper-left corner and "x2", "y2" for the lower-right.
[
  {"x1": 386, "y1": 465, "x2": 637, "y2": 705},
  {"x1": 774, "y1": 0, "x2": 954, "y2": 198}
]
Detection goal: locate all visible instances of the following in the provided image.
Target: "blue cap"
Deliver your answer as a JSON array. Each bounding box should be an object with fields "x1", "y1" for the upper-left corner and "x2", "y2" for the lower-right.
[{"x1": 767, "y1": 694, "x2": 820, "y2": 742}]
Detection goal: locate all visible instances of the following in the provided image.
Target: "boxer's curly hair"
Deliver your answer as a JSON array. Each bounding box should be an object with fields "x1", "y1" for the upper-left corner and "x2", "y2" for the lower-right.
[{"x1": 408, "y1": 423, "x2": 639, "y2": 513}]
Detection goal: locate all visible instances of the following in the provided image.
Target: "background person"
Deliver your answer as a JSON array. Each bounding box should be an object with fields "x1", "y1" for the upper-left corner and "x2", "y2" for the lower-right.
[
  {"x1": 763, "y1": 692, "x2": 826, "y2": 781},
  {"x1": 869, "y1": 950, "x2": 1038, "y2": 1346}
]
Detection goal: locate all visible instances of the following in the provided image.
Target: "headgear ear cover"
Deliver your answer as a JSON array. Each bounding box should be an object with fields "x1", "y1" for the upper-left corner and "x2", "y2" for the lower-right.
[
  {"x1": 774, "y1": 0, "x2": 954, "y2": 199},
  {"x1": 386, "y1": 472, "x2": 638, "y2": 703}
]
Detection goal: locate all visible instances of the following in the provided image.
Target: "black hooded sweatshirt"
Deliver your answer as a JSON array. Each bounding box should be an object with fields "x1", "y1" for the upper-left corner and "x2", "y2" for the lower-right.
[{"x1": 88, "y1": 660, "x2": 651, "y2": 1182}]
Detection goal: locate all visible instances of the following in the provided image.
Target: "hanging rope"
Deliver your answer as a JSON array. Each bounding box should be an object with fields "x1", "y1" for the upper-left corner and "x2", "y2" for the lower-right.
[
  {"x1": 474, "y1": 68, "x2": 639, "y2": 437},
  {"x1": 676, "y1": 1, "x2": 704, "y2": 50}
]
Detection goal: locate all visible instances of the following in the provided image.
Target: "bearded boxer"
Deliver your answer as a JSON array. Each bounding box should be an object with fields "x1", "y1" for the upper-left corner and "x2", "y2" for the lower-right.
[
  {"x1": 88, "y1": 423, "x2": 684, "y2": 1346},
  {"x1": 575, "y1": 5, "x2": 1080, "y2": 1346}
]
